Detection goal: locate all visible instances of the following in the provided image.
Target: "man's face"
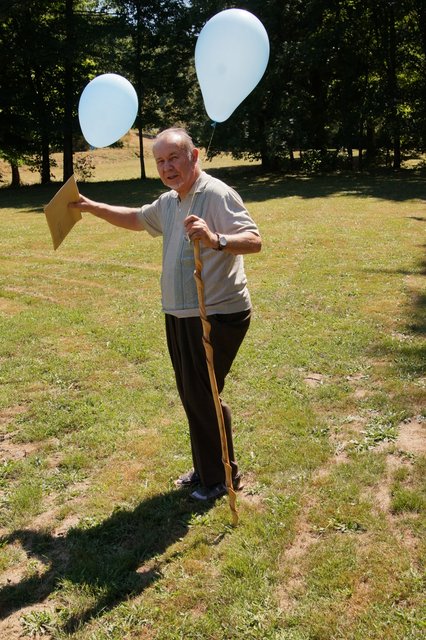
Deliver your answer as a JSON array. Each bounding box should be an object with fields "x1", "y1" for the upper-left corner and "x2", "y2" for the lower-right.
[{"x1": 153, "y1": 135, "x2": 199, "y2": 198}]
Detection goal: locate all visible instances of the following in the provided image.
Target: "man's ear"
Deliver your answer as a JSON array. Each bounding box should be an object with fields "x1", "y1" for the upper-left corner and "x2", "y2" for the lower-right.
[{"x1": 192, "y1": 148, "x2": 199, "y2": 164}]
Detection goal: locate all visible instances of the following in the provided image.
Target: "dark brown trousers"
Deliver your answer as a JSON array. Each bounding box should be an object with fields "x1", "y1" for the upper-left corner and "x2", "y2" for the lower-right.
[{"x1": 165, "y1": 309, "x2": 251, "y2": 487}]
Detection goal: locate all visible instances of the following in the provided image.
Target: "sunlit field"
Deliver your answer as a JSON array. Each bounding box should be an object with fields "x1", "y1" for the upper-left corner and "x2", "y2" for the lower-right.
[
  {"x1": 0, "y1": 130, "x2": 260, "y2": 187},
  {"x1": 0, "y1": 145, "x2": 425, "y2": 639}
]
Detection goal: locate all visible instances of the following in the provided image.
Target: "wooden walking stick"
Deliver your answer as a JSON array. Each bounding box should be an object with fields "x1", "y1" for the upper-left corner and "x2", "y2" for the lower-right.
[{"x1": 193, "y1": 239, "x2": 239, "y2": 526}]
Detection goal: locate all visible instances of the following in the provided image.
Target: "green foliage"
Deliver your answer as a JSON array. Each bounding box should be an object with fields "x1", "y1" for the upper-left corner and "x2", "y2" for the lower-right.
[
  {"x1": 2, "y1": 1, "x2": 426, "y2": 184},
  {"x1": 21, "y1": 609, "x2": 56, "y2": 637},
  {"x1": 193, "y1": 0, "x2": 426, "y2": 170},
  {"x1": 73, "y1": 154, "x2": 96, "y2": 182}
]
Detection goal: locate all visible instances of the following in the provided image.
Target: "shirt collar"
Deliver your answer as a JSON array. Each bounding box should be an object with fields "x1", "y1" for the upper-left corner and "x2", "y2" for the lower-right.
[
  {"x1": 190, "y1": 171, "x2": 209, "y2": 195},
  {"x1": 173, "y1": 171, "x2": 210, "y2": 202}
]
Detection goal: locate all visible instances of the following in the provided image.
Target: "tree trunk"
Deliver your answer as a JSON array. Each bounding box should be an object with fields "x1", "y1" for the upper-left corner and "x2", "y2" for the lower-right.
[
  {"x1": 41, "y1": 133, "x2": 51, "y2": 184},
  {"x1": 393, "y1": 136, "x2": 401, "y2": 170},
  {"x1": 10, "y1": 162, "x2": 21, "y2": 187},
  {"x1": 260, "y1": 146, "x2": 274, "y2": 170},
  {"x1": 135, "y1": 3, "x2": 147, "y2": 180},
  {"x1": 365, "y1": 121, "x2": 376, "y2": 166},
  {"x1": 358, "y1": 125, "x2": 363, "y2": 171},
  {"x1": 63, "y1": 0, "x2": 74, "y2": 181},
  {"x1": 138, "y1": 119, "x2": 146, "y2": 180},
  {"x1": 388, "y1": 3, "x2": 401, "y2": 170},
  {"x1": 30, "y1": 66, "x2": 51, "y2": 184},
  {"x1": 386, "y1": 147, "x2": 391, "y2": 167},
  {"x1": 417, "y1": 4, "x2": 426, "y2": 57}
]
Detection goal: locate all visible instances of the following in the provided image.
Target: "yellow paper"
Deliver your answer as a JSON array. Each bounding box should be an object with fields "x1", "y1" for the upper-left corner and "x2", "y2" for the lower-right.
[{"x1": 44, "y1": 175, "x2": 82, "y2": 250}]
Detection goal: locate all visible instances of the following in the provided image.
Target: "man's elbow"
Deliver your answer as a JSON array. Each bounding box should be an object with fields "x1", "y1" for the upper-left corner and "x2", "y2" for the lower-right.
[{"x1": 252, "y1": 234, "x2": 262, "y2": 253}]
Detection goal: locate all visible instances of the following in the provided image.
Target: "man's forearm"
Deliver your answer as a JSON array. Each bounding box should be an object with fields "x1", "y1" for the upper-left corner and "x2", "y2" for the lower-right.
[
  {"x1": 89, "y1": 202, "x2": 144, "y2": 230},
  {"x1": 73, "y1": 196, "x2": 144, "y2": 231},
  {"x1": 218, "y1": 231, "x2": 262, "y2": 255}
]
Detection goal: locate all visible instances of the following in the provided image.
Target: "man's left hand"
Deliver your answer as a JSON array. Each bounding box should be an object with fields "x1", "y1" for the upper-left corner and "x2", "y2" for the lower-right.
[{"x1": 184, "y1": 215, "x2": 217, "y2": 249}]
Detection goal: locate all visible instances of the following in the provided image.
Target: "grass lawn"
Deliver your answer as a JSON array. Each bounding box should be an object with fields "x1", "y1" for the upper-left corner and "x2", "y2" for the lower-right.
[{"x1": 0, "y1": 144, "x2": 425, "y2": 639}]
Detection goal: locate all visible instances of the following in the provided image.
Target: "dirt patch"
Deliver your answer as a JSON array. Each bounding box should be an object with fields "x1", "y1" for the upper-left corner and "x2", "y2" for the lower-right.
[
  {"x1": 330, "y1": 414, "x2": 367, "y2": 457},
  {"x1": 303, "y1": 372, "x2": 326, "y2": 387},
  {"x1": 345, "y1": 373, "x2": 369, "y2": 383},
  {"x1": 0, "y1": 603, "x2": 54, "y2": 640},
  {"x1": 353, "y1": 388, "x2": 369, "y2": 399},
  {"x1": 278, "y1": 510, "x2": 318, "y2": 611},
  {"x1": 234, "y1": 472, "x2": 266, "y2": 509},
  {"x1": 368, "y1": 416, "x2": 425, "y2": 539},
  {"x1": 314, "y1": 449, "x2": 350, "y2": 481},
  {"x1": 277, "y1": 455, "x2": 338, "y2": 612},
  {"x1": 53, "y1": 512, "x2": 82, "y2": 538},
  {"x1": 278, "y1": 412, "x2": 423, "y2": 614},
  {"x1": 345, "y1": 576, "x2": 372, "y2": 620},
  {"x1": 277, "y1": 530, "x2": 315, "y2": 610},
  {"x1": 345, "y1": 372, "x2": 372, "y2": 400},
  {"x1": 396, "y1": 417, "x2": 425, "y2": 455},
  {"x1": 0, "y1": 297, "x2": 27, "y2": 316},
  {"x1": 284, "y1": 525, "x2": 317, "y2": 563},
  {"x1": 0, "y1": 433, "x2": 38, "y2": 462},
  {"x1": 0, "y1": 405, "x2": 27, "y2": 428},
  {"x1": 373, "y1": 454, "x2": 401, "y2": 513}
]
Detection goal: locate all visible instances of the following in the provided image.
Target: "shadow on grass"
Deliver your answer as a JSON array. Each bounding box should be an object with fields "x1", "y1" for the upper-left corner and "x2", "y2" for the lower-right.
[
  {"x1": 0, "y1": 488, "x2": 213, "y2": 632},
  {"x1": 401, "y1": 248, "x2": 426, "y2": 378},
  {"x1": 0, "y1": 178, "x2": 164, "y2": 214},
  {"x1": 207, "y1": 165, "x2": 426, "y2": 203},
  {"x1": 408, "y1": 247, "x2": 426, "y2": 336},
  {"x1": 2, "y1": 168, "x2": 426, "y2": 213},
  {"x1": 367, "y1": 241, "x2": 426, "y2": 380}
]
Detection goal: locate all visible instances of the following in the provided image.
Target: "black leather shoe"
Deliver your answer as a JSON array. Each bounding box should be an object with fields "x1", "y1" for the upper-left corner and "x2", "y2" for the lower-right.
[
  {"x1": 175, "y1": 469, "x2": 200, "y2": 487},
  {"x1": 190, "y1": 483, "x2": 227, "y2": 501},
  {"x1": 190, "y1": 476, "x2": 241, "y2": 502}
]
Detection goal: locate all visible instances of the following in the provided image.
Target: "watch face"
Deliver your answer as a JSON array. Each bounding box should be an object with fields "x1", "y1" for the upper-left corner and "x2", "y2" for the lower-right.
[{"x1": 219, "y1": 235, "x2": 227, "y2": 248}]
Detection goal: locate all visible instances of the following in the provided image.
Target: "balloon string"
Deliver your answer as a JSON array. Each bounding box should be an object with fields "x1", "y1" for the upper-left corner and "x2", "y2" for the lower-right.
[{"x1": 204, "y1": 121, "x2": 217, "y2": 160}]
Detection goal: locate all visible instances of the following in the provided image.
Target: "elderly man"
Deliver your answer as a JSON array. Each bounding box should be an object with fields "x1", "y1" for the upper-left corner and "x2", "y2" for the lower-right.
[{"x1": 72, "y1": 127, "x2": 261, "y2": 501}]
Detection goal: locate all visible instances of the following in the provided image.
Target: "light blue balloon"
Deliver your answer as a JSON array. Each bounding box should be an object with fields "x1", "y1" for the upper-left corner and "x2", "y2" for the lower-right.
[
  {"x1": 195, "y1": 9, "x2": 270, "y2": 123},
  {"x1": 78, "y1": 74, "x2": 138, "y2": 148}
]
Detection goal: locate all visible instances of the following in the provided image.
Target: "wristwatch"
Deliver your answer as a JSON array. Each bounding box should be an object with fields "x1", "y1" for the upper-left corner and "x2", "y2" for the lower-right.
[{"x1": 215, "y1": 233, "x2": 227, "y2": 251}]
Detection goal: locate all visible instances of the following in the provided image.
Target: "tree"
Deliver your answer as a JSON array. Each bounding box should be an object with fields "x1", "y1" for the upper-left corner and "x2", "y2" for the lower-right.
[
  {"x1": 63, "y1": 0, "x2": 75, "y2": 181},
  {"x1": 1, "y1": 0, "x2": 426, "y2": 183},
  {"x1": 103, "y1": 0, "x2": 194, "y2": 179},
  {"x1": 0, "y1": 1, "x2": 127, "y2": 185},
  {"x1": 0, "y1": 1, "x2": 55, "y2": 184}
]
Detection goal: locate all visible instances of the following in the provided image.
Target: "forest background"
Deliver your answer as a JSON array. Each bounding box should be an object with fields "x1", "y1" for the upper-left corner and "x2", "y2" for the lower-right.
[
  {"x1": 1, "y1": 0, "x2": 426, "y2": 188},
  {"x1": 0, "y1": 2, "x2": 425, "y2": 638}
]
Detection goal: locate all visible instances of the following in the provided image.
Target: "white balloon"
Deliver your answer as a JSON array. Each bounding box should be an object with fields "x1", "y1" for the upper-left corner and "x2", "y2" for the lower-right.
[
  {"x1": 195, "y1": 9, "x2": 270, "y2": 123},
  {"x1": 78, "y1": 74, "x2": 138, "y2": 148}
]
